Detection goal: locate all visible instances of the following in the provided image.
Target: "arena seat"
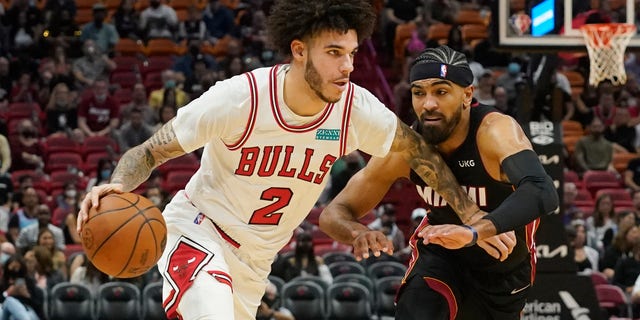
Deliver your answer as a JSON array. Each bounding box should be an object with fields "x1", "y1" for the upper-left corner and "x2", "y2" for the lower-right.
[
  {"x1": 375, "y1": 276, "x2": 403, "y2": 318},
  {"x1": 326, "y1": 282, "x2": 373, "y2": 320},
  {"x1": 142, "y1": 282, "x2": 167, "y2": 320},
  {"x1": 281, "y1": 281, "x2": 326, "y2": 320},
  {"x1": 49, "y1": 282, "x2": 94, "y2": 320},
  {"x1": 96, "y1": 282, "x2": 141, "y2": 320}
]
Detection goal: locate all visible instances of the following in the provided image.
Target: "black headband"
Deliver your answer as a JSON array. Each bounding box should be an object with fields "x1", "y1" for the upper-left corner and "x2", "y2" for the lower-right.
[{"x1": 409, "y1": 62, "x2": 474, "y2": 87}]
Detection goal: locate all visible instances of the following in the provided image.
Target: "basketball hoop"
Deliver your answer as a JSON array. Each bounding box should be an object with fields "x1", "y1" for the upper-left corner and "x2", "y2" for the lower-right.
[{"x1": 580, "y1": 23, "x2": 636, "y2": 86}]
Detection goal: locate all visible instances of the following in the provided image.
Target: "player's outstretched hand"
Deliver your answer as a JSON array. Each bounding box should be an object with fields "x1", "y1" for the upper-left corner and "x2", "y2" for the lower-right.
[
  {"x1": 418, "y1": 224, "x2": 474, "y2": 249},
  {"x1": 351, "y1": 230, "x2": 394, "y2": 261},
  {"x1": 476, "y1": 231, "x2": 516, "y2": 261},
  {"x1": 77, "y1": 183, "x2": 124, "y2": 233}
]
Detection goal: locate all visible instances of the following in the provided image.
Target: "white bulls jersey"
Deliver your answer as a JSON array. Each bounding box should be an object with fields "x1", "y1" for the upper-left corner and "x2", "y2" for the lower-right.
[{"x1": 172, "y1": 64, "x2": 397, "y2": 260}]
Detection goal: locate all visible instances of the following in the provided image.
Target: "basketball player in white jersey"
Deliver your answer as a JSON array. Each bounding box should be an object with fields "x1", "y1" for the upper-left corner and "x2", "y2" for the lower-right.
[{"x1": 77, "y1": 1, "x2": 491, "y2": 319}]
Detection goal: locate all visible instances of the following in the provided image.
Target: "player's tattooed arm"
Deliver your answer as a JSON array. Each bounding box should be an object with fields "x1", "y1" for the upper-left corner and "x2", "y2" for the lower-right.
[
  {"x1": 391, "y1": 120, "x2": 482, "y2": 224},
  {"x1": 111, "y1": 119, "x2": 186, "y2": 191}
]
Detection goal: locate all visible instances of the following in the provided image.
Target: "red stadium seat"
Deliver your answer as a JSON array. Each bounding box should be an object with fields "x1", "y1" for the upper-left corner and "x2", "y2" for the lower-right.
[
  {"x1": 582, "y1": 170, "x2": 621, "y2": 196},
  {"x1": 42, "y1": 135, "x2": 82, "y2": 157},
  {"x1": 81, "y1": 136, "x2": 119, "y2": 159},
  {"x1": 563, "y1": 170, "x2": 582, "y2": 189},
  {"x1": 110, "y1": 71, "x2": 139, "y2": 90},
  {"x1": 595, "y1": 284, "x2": 632, "y2": 317},
  {"x1": 161, "y1": 170, "x2": 194, "y2": 194},
  {"x1": 45, "y1": 152, "x2": 84, "y2": 174}
]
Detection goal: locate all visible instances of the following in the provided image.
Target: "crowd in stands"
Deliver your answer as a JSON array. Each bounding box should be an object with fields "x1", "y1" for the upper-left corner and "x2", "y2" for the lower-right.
[{"x1": 1, "y1": 0, "x2": 640, "y2": 318}]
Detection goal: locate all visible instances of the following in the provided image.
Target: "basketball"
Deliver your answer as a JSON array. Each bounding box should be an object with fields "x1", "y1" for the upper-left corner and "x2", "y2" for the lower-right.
[{"x1": 81, "y1": 192, "x2": 167, "y2": 278}]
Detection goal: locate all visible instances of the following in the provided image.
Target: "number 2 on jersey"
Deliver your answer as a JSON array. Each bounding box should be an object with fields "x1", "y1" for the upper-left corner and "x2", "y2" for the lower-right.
[{"x1": 249, "y1": 187, "x2": 293, "y2": 225}]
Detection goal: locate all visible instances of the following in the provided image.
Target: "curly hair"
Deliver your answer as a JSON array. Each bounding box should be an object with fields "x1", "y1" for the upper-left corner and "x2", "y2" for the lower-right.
[{"x1": 266, "y1": 0, "x2": 376, "y2": 56}]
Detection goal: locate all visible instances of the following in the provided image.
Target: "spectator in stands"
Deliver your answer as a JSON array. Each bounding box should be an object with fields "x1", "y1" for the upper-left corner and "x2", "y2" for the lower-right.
[
  {"x1": 153, "y1": 104, "x2": 177, "y2": 132},
  {"x1": 0, "y1": 58, "x2": 10, "y2": 94},
  {"x1": 607, "y1": 211, "x2": 637, "y2": 248},
  {"x1": 586, "y1": 193, "x2": 617, "y2": 252},
  {"x1": 139, "y1": 0, "x2": 178, "y2": 41},
  {"x1": 42, "y1": 8, "x2": 81, "y2": 55},
  {"x1": 563, "y1": 181, "x2": 584, "y2": 225},
  {"x1": 613, "y1": 239, "x2": 640, "y2": 295},
  {"x1": 382, "y1": 0, "x2": 423, "y2": 58},
  {"x1": 630, "y1": 191, "x2": 640, "y2": 225},
  {"x1": 72, "y1": 39, "x2": 116, "y2": 89},
  {"x1": 328, "y1": 151, "x2": 365, "y2": 201},
  {"x1": 600, "y1": 224, "x2": 640, "y2": 280},
  {"x1": 604, "y1": 107, "x2": 637, "y2": 153},
  {"x1": 423, "y1": 0, "x2": 459, "y2": 25},
  {"x1": 7, "y1": 9, "x2": 39, "y2": 56},
  {"x1": 567, "y1": 220, "x2": 599, "y2": 275},
  {"x1": 70, "y1": 254, "x2": 110, "y2": 294},
  {"x1": 494, "y1": 86, "x2": 517, "y2": 119},
  {"x1": 0, "y1": 178, "x2": 12, "y2": 239},
  {"x1": 10, "y1": 175, "x2": 33, "y2": 213},
  {"x1": 202, "y1": 0, "x2": 236, "y2": 44},
  {"x1": 178, "y1": 5, "x2": 207, "y2": 42},
  {"x1": 396, "y1": 207, "x2": 427, "y2": 264},
  {"x1": 144, "y1": 184, "x2": 168, "y2": 210},
  {"x1": 52, "y1": 182, "x2": 78, "y2": 225},
  {"x1": 0, "y1": 89, "x2": 7, "y2": 116},
  {"x1": 473, "y1": 70, "x2": 496, "y2": 106},
  {"x1": 120, "y1": 82, "x2": 155, "y2": 126},
  {"x1": 79, "y1": 3, "x2": 119, "y2": 54},
  {"x1": 116, "y1": 108, "x2": 154, "y2": 153},
  {"x1": 627, "y1": 156, "x2": 640, "y2": 191},
  {"x1": 173, "y1": 39, "x2": 218, "y2": 80},
  {"x1": 77, "y1": 77, "x2": 120, "y2": 138},
  {"x1": 26, "y1": 245, "x2": 65, "y2": 290},
  {"x1": 62, "y1": 201, "x2": 81, "y2": 245},
  {"x1": 113, "y1": 0, "x2": 140, "y2": 40},
  {"x1": 48, "y1": 46, "x2": 77, "y2": 95},
  {"x1": 223, "y1": 56, "x2": 248, "y2": 78},
  {"x1": 9, "y1": 119, "x2": 44, "y2": 172},
  {"x1": 0, "y1": 132, "x2": 10, "y2": 177},
  {"x1": 86, "y1": 158, "x2": 114, "y2": 191},
  {"x1": 148, "y1": 69, "x2": 189, "y2": 111},
  {"x1": 35, "y1": 228, "x2": 66, "y2": 278},
  {"x1": 43, "y1": 0, "x2": 75, "y2": 22},
  {"x1": 256, "y1": 280, "x2": 295, "y2": 320},
  {"x1": 0, "y1": 242, "x2": 15, "y2": 266},
  {"x1": 15, "y1": 204, "x2": 65, "y2": 252},
  {"x1": 0, "y1": 255, "x2": 44, "y2": 320},
  {"x1": 9, "y1": 71, "x2": 38, "y2": 103},
  {"x1": 368, "y1": 204, "x2": 406, "y2": 257},
  {"x1": 496, "y1": 60, "x2": 524, "y2": 103},
  {"x1": 274, "y1": 231, "x2": 333, "y2": 285},
  {"x1": 573, "y1": 116, "x2": 616, "y2": 174},
  {"x1": 182, "y1": 55, "x2": 218, "y2": 99},
  {"x1": 45, "y1": 82, "x2": 78, "y2": 135}
]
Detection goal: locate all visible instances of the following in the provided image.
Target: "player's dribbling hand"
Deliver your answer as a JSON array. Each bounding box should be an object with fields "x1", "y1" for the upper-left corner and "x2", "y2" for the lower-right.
[
  {"x1": 77, "y1": 183, "x2": 124, "y2": 233},
  {"x1": 350, "y1": 230, "x2": 394, "y2": 261},
  {"x1": 476, "y1": 231, "x2": 516, "y2": 261}
]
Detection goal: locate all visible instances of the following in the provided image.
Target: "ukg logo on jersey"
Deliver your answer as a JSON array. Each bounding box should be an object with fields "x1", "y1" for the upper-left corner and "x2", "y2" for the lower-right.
[{"x1": 316, "y1": 129, "x2": 340, "y2": 141}]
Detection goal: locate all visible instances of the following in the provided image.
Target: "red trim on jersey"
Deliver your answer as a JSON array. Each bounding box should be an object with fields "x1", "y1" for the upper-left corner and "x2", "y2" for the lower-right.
[
  {"x1": 226, "y1": 72, "x2": 258, "y2": 150},
  {"x1": 424, "y1": 277, "x2": 458, "y2": 320},
  {"x1": 163, "y1": 289, "x2": 178, "y2": 319},
  {"x1": 269, "y1": 65, "x2": 335, "y2": 132},
  {"x1": 207, "y1": 270, "x2": 233, "y2": 290},
  {"x1": 339, "y1": 83, "x2": 354, "y2": 157},
  {"x1": 211, "y1": 219, "x2": 241, "y2": 248},
  {"x1": 526, "y1": 218, "x2": 539, "y2": 284}
]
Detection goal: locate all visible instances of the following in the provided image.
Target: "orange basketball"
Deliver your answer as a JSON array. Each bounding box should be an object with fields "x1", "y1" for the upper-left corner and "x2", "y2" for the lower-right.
[{"x1": 81, "y1": 192, "x2": 167, "y2": 278}]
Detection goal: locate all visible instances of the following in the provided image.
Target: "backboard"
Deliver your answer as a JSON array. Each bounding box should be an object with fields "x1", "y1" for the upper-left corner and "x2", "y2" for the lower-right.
[{"x1": 492, "y1": 0, "x2": 639, "y2": 51}]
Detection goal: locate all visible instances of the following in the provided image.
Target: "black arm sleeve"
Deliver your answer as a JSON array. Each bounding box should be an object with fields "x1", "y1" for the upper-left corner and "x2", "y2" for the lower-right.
[{"x1": 483, "y1": 149, "x2": 559, "y2": 234}]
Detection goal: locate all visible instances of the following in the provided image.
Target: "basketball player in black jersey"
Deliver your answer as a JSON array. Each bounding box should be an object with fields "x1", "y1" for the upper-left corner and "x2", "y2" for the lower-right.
[{"x1": 320, "y1": 45, "x2": 558, "y2": 319}]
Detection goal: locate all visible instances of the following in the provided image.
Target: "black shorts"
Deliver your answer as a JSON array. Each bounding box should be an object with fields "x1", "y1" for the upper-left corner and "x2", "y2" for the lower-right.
[{"x1": 395, "y1": 245, "x2": 533, "y2": 320}]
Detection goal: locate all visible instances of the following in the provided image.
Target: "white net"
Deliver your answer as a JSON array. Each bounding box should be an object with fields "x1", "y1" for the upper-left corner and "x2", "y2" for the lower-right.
[{"x1": 580, "y1": 24, "x2": 636, "y2": 86}]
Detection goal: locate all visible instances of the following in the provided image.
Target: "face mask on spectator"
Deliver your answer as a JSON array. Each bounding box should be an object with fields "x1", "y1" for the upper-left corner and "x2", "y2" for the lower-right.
[
  {"x1": 165, "y1": 80, "x2": 176, "y2": 89},
  {"x1": 100, "y1": 169, "x2": 112, "y2": 180},
  {"x1": 149, "y1": 196, "x2": 162, "y2": 206},
  {"x1": 0, "y1": 253, "x2": 10, "y2": 265}
]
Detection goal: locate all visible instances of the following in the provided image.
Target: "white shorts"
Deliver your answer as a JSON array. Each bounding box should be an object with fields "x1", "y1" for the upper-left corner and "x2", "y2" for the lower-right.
[{"x1": 157, "y1": 191, "x2": 271, "y2": 319}]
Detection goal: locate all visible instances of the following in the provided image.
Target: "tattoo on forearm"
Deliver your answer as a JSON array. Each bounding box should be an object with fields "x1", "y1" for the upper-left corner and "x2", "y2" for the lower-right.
[
  {"x1": 394, "y1": 122, "x2": 480, "y2": 223},
  {"x1": 111, "y1": 122, "x2": 183, "y2": 192}
]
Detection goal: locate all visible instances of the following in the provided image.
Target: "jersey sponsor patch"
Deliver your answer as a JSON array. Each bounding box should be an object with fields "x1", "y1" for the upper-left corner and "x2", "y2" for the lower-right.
[{"x1": 315, "y1": 129, "x2": 340, "y2": 141}]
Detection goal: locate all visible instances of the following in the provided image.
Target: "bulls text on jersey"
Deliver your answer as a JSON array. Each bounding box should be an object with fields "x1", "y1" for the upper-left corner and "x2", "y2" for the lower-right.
[{"x1": 234, "y1": 145, "x2": 337, "y2": 184}]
